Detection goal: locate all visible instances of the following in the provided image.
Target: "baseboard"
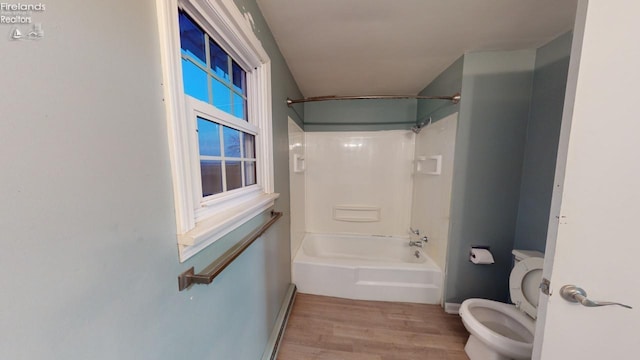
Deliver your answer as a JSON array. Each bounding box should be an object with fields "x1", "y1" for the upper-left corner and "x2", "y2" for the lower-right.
[
  {"x1": 261, "y1": 283, "x2": 297, "y2": 360},
  {"x1": 444, "y1": 302, "x2": 461, "y2": 314}
]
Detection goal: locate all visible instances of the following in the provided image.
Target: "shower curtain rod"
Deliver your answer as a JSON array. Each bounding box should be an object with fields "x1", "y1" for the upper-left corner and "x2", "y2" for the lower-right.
[{"x1": 286, "y1": 92, "x2": 460, "y2": 106}]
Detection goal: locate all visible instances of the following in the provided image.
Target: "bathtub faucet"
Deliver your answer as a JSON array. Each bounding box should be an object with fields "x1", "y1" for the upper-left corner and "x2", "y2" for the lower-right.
[
  {"x1": 409, "y1": 236, "x2": 428, "y2": 248},
  {"x1": 409, "y1": 240, "x2": 423, "y2": 248}
]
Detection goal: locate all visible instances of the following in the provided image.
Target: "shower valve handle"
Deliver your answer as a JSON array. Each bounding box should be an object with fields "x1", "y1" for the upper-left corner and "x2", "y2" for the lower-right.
[{"x1": 410, "y1": 227, "x2": 420, "y2": 236}]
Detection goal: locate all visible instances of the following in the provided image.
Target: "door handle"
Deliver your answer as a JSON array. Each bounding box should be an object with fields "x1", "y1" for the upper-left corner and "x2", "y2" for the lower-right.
[{"x1": 560, "y1": 285, "x2": 632, "y2": 309}]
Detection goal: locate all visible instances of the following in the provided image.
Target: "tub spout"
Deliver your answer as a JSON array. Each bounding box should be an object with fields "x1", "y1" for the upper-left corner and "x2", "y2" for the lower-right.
[
  {"x1": 409, "y1": 236, "x2": 428, "y2": 248},
  {"x1": 409, "y1": 240, "x2": 424, "y2": 248}
]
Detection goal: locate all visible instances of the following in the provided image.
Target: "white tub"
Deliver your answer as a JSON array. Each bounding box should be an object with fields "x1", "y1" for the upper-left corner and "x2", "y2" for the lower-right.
[{"x1": 292, "y1": 233, "x2": 442, "y2": 304}]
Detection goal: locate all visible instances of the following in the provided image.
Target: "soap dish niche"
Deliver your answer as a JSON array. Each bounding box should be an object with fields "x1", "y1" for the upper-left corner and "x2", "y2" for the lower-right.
[{"x1": 415, "y1": 155, "x2": 442, "y2": 175}]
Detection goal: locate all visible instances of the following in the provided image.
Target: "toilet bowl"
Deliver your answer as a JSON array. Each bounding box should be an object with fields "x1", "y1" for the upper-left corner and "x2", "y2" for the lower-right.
[
  {"x1": 460, "y1": 299, "x2": 535, "y2": 359},
  {"x1": 459, "y1": 250, "x2": 544, "y2": 360}
]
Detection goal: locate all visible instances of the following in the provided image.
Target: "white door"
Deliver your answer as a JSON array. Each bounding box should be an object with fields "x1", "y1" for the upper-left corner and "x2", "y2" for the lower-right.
[{"x1": 534, "y1": 1, "x2": 640, "y2": 358}]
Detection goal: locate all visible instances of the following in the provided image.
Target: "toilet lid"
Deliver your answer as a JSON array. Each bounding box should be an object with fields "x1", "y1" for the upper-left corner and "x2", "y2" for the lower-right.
[{"x1": 509, "y1": 257, "x2": 544, "y2": 319}]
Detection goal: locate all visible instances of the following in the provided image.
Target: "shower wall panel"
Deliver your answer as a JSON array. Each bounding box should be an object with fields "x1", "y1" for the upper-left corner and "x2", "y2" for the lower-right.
[
  {"x1": 288, "y1": 118, "x2": 306, "y2": 260},
  {"x1": 410, "y1": 113, "x2": 458, "y2": 271},
  {"x1": 305, "y1": 130, "x2": 415, "y2": 236}
]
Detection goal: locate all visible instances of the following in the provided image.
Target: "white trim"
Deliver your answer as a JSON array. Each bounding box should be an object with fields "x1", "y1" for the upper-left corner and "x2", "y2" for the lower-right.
[
  {"x1": 188, "y1": 97, "x2": 259, "y2": 135},
  {"x1": 186, "y1": 96, "x2": 261, "y2": 214},
  {"x1": 156, "y1": 0, "x2": 275, "y2": 262},
  {"x1": 178, "y1": 193, "x2": 279, "y2": 260},
  {"x1": 196, "y1": 186, "x2": 262, "y2": 222},
  {"x1": 156, "y1": 0, "x2": 195, "y2": 235},
  {"x1": 261, "y1": 284, "x2": 297, "y2": 360},
  {"x1": 444, "y1": 302, "x2": 461, "y2": 314},
  {"x1": 256, "y1": 63, "x2": 274, "y2": 193}
]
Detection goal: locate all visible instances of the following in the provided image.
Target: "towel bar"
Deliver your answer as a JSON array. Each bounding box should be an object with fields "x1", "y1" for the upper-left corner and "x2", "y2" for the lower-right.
[{"x1": 178, "y1": 210, "x2": 283, "y2": 291}]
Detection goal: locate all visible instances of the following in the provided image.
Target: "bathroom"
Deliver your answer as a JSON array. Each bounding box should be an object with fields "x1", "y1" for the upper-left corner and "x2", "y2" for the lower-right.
[
  {"x1": 5, "y1": 0, "x2": 638, "y2": 359},
  {"x1": 280, "y1": 25, "x2": 575, "y2": 356},
  {"x1": 287, "y1": 33, "x2": 572, "y2": 310}
]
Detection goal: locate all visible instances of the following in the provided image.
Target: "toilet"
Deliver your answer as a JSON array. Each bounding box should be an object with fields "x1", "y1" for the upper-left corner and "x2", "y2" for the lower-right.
[{"x1": 459, "y1": 249, "x2": 544, "y2": 360}]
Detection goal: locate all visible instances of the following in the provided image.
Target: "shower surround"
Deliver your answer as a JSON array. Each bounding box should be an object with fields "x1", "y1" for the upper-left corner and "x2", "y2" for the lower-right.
[{"x1": 289, "y1": 118, "x2": 457, "y2": 304}]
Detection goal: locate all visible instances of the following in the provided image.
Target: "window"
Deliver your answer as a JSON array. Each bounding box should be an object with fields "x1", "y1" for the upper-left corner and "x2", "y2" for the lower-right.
[
  {"x1": 156, "y1": 0, "x2": 277, "y2": 262},
  {"x1": 179, "y1": 11, "x2": 248, "y2": 120},
  {"x1": 179, "y1": 10, "x2": 255, "y2": 199},
  {"x1": 197, "y1": 118, "x2": 257, "y2": 196}
]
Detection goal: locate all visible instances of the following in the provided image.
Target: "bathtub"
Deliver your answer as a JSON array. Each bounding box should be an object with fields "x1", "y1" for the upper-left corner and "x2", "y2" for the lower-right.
[{"x1": 292, "y1": 233, "x2": 442, "y2": 304}]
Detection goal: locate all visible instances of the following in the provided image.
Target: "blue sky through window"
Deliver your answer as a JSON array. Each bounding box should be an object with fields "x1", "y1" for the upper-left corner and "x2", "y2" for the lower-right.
[
  {"x1": 232, "y1": 61, "x2": 245, "y2": 94},
  {"x1": 212, "y1": 78, "x2": 232, "y2": 114},
  {"x1": 182, "y1": 59, "x2": 208, "y2": 103},
  {"x1": 232, "y1": 93, "x2": 244, "y2": 118},
  {"x1": 210, "y1": 40, "x2": 229, "y2": 81},
  {"x1": 197, "y1": 117, "x2": 221, "y2": 156},
  {"x1": 179, "y1": 10, "x2": 247, "y2": 121},
  {"x1": 179, "y1": 12, "x2": 205, "y2": 66},
  {"x1": 223, "y1": 126, "x2": 241, "y2": 158}
]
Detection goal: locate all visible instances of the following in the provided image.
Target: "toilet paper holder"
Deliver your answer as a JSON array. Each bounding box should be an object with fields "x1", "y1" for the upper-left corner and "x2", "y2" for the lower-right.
[{"x1": 469, "y1": 246, "x2": 495, "y2": 264}]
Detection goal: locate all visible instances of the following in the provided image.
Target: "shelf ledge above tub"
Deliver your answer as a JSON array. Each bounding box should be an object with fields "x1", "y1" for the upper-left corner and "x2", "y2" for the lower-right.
[{"x1": 333, "y1": 205, "x2": 381, "y2": 222}]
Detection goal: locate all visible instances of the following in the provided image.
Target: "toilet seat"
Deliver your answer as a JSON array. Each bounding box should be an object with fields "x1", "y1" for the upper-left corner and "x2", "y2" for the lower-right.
[{"x1": 509, "y1": 257, "x2": 544, "y2": 319}]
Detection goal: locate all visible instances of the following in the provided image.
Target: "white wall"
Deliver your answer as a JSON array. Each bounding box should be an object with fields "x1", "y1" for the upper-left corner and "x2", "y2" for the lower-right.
[
  {"x1": 305, "y1": 131, "x2": 414, "y2": 236},
  {"x1": 535, "y1": 1, "x2": 640, "y2": 358},
  {"x1": 288, "y1": 118, "x2": 306, "y2": 259},
  {"x1": 410, "y1": 113, "x2": 458, "y2": 271}
]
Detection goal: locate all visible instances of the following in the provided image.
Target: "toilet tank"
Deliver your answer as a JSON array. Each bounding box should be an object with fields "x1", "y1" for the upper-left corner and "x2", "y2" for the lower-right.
[{"x1": 512, "y1": 249, "x2": 544, "y2": 263}]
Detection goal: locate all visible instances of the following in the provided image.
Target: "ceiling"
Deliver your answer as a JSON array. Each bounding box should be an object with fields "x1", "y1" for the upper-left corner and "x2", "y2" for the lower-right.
[{"x1": 256, "y1": 0, "x2": 577, "y2": 98}]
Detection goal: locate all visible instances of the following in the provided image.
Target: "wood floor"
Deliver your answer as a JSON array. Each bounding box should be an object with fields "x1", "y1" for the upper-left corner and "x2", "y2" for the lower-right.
[{"x1": 277, "y1": 294, "x2": 470, "y2": 360}]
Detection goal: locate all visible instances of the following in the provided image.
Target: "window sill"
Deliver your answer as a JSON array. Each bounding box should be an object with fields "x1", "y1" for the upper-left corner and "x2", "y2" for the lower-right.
[{"x1": 178, "y1": 192, "x2": 279, "y2": 262}]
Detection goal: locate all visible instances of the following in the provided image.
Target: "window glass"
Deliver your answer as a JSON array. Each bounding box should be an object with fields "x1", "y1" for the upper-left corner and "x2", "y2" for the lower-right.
[
  {"x1": 244, "y1": 161, "x2": 256, "y2": 186},
  {"x1": 222, "y1": 126, "x2": 241, "y2": 158},
  {"x1": 182, "y1": 59, "x2": 208, "y2": 103},
  {"x1": 201, "y1": 160, "x2": 223, "y2": 196},
  {"x1": 179, "y1": 12, "x2": 206, "y2": 65},
  {"x1": 243, "y1": 133, "x2": 255, "y2": 158},
  {"x1": 197, "y1": 117, "x2": 221, "y2": 156},
  {"x1": 232, "y1": 61, "x2": 246, "y2": 94},
  {"x1": 212, "y1": 78, "x2": 232, "y2": 114},
  {"x1": 232, "y1": 93, "x2": 245, "y2": 119},
  {"x1": 209, "y1": 40, "x2": 229, "y2": 81},
  {"x1": 225, "y1": 161, "x2": 243, "y2": 190}
]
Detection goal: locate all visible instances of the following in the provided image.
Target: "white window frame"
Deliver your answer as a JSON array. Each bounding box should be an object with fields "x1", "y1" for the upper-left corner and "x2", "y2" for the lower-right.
[{"x1": 156, "y1": 0, "x2": 277, "y2": 262}]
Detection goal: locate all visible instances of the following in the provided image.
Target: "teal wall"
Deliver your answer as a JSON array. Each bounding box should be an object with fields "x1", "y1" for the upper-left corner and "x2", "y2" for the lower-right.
[
  {"x1": 303, "y1": 99, "x2": 417, "y2": 131},
  {"x1": 417, "y1": 56, "x2": 464, "y2": 123},
  {"x1": 514, "y1": 32, "x2": 572, "y2": 253},
  {"x1": 437, "y1": 38, "x2": 572, "y2": 304},
  {"x1": 445, "y1": 50, "x2": 537, "y2": 303},
  {"x1": 300, "y1": 58, "x2": 462, "y2": 132},
  {"x1": 0, "y1": 0, "x2": 302, "y2": 359}
]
